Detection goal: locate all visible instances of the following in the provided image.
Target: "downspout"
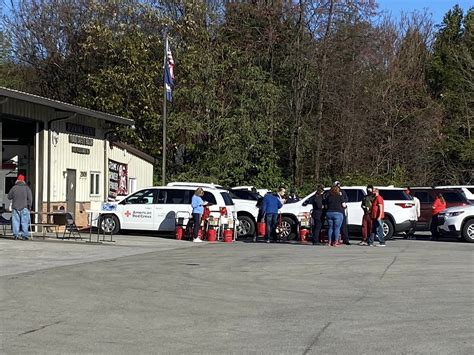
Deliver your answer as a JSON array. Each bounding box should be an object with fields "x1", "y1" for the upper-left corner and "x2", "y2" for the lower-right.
[
  {"x1": 47, "y1": 113, "x2": 76, "y2": 212},
  {"x1": 0, "y1": 98, "x2": 8, "y2": 210}
]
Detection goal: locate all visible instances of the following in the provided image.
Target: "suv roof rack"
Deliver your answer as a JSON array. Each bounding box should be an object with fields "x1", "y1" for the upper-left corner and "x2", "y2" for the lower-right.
[{"x1": 167, "y1": 182, "x2": 224, "y2": 189}]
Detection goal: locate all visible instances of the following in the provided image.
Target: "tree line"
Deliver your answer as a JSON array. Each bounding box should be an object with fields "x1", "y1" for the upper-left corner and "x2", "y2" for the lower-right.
[{"x1": 1, "y1": 0, "x2": 472, "y2": 193}]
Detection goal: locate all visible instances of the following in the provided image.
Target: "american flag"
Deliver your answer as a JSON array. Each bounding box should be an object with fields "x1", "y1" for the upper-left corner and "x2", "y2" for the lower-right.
[{"x1": 164, "y1": 38, "x2": 174, "y2": 102}]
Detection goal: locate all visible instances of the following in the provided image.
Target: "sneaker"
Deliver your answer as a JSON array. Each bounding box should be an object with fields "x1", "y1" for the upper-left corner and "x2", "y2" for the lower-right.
[
  {"x1": 368, "y1": 244, "x2": 373, "y2": 247},
  {"x1": 193, "y1": 238, "x2": 203, "y2": 243},
  {"x1": 359, "y1": 241, "x2": 368, "y2": 246},
  {"x1": 266, "y1": 239, "x2": 270, "y2": 244},
  {"x1": 375, "y1": 243, "x2": 386, "y2": 247},
  {"x1": 23, "y1": 237, "x2": 30, "y2": 241}
]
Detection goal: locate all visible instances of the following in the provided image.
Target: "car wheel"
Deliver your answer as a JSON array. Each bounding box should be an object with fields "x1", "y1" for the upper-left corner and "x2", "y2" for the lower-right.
[
  {"x1": 382, "y1": 219, "x2": 394, "y2": 240},
  {"x1": 100, "y1": 214, "x2": 120, "y2": 234},
  {"x1": 279, "y1": 216, "x2": 296, "y2": 241},
  {"x1": 462, "y1": 219, "x2": 474, "y2": 243},
  {"x1": 236, "y1": 215, "x2": 255, "y2": 238}
]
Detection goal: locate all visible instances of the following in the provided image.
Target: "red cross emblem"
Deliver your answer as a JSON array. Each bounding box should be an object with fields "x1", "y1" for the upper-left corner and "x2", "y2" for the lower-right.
[{"x1": 124, "y1": 210, "x2": 132, "y2": 218}]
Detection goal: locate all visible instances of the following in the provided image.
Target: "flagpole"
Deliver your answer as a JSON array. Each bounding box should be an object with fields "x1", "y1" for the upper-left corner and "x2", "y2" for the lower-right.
[{"x1": 162, "y1": 31, "x2": 168, "y2": 186}]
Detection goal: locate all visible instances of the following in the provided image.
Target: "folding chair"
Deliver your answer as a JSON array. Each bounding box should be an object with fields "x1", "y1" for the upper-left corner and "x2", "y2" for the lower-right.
[
  {"x1": 63, "y1": 212, "x2": 82, "y2": 240},
  {"x1": 0, "y1": 210, "x2": 11, "y2": 237},
  {"x1": 0, "y1": 218, "x2": 11, "y2": 237}
]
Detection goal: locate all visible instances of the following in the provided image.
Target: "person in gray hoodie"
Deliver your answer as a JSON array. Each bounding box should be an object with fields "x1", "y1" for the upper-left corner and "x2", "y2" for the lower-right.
[{"x1": 7, "y1": 174, "x2": 32, "y2": 240}]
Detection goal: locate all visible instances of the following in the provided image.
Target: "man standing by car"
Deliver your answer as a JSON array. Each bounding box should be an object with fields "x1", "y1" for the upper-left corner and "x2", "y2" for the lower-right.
[
  {"x1": 309, "y1": 186, "x2": 325, "y2": 245},
  {"x1": 368, "y1": 188, "x2": 385, "y2": 247},
  {"x1": 7, "y1": 174, "x2": 32, "y2": 240},
  {"x1": 359, "y1": 185, "x2": 374, "y2": 246},
  {"x1": 262, "y1": 190, "x2": 283, "y2": 243}
]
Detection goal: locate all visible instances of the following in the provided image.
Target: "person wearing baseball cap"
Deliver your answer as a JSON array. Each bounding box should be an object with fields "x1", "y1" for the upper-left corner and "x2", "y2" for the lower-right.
[{"x1": 7, "y1": 174, "x2": 33, "y2": 240}]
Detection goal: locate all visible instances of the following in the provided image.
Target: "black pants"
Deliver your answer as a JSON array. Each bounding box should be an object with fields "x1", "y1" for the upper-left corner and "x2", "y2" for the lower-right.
[
  {"x1": 265, "y1": 213, "x2": 279, "y2": 242},
  {"x1": 311, "y1": 211, "x2": 323, "y2": 243},
  {"x1": 430, "y1": 215, "x2": 440, "y2": 239},
  {"x1": 192, "y1": 213, "x2": 201, "y2": 239},
  {"x1": 341, "y1": 213, "x2": 349, "y2": 243}
]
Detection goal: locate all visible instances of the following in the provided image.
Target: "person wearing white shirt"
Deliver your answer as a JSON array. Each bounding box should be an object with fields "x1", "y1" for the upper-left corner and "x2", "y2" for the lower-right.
[{"x1": 405, "y1": 187, "x2": 420, "y2": 239}]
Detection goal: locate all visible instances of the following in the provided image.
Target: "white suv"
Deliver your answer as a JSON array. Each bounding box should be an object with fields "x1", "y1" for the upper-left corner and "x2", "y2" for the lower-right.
[
  {"x1": 438, "y1": 204, "x2": 474, "y2": 242},
  {"x1": 96, "y1": 184, "x2": 236, "y2": 234},
  {"x1": 278, "y1": 186, "x2": 416, "y2": 240},
  {"x1": 168, "y1": 183, "x2": 261, "y2": 239},
  {"x1": 228, "y1": 188, "x2": 260, "y2": 237}
]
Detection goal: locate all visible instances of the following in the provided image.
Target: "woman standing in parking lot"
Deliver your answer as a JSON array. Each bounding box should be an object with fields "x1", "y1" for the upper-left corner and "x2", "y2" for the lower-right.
[
  {"x1": 191, "y1": 188, "x2": 208, "y2": 243},
  {"x1": 324, "y1": 185, "x2": 346, "y2": 246},
  {"x1": 431, "y1": 193, "x2": 446, "y2": 240}
]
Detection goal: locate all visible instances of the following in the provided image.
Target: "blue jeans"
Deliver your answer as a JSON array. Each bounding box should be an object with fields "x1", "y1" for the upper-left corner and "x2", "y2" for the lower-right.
[
  {"x1": 12, "y1": 208, "x2": 30, "y2": 239},
  {"x1": 326, "y1": 212, "x2": 343, "y2": 244},
  {"x1": 369, "y1": 219, "x2": 385, "y2": 245},
  {"x1": 265, "y1": 213, "x2": 279, "y2": 242}
]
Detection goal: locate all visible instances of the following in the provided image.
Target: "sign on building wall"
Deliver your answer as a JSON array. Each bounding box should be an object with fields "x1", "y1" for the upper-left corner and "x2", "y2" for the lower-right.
[{"x1": 108, "y1": 159, "x2": 128, "y2": 199}]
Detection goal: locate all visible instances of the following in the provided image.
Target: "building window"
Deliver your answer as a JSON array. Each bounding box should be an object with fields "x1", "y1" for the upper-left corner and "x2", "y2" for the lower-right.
[
  {"x1": 129, "y1": 178, "x2": 137, "y2": 194},
  {"x1": 90, "y1": 172, "x2": 100, "y2": 196}
]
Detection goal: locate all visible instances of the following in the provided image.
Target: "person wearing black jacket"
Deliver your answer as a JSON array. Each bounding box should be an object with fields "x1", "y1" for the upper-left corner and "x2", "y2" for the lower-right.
[
  {"x1": 309, "y1": 186, "x2": 324, "y2": 245},
  {"x1": 324, "y1": 185, "x2": 346, "y2": 246}
]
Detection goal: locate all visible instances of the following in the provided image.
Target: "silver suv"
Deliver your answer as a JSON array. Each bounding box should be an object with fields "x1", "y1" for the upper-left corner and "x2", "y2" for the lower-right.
[{"x1": 438, "y1": 204, "x2": 474, "y2": 242}]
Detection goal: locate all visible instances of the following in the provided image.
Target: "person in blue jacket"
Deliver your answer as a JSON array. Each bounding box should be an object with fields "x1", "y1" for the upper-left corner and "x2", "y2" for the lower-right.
[
  {"x1": 191, "y1": 187, "x2": 208, "y2": 242},
  {"x1": 261, "y1": 190, "x2": 283, "y2": 243}
]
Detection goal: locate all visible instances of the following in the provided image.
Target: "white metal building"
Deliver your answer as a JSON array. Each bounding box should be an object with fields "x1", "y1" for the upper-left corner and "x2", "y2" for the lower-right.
[{"x1": 0, "y1": 87, "x2": 154, "y2": 227}]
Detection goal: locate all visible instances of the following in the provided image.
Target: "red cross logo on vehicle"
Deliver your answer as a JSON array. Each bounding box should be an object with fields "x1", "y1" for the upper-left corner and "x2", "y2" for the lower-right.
[{"x1": 124, "y1": 210, "x2": 132, "y2": 218}]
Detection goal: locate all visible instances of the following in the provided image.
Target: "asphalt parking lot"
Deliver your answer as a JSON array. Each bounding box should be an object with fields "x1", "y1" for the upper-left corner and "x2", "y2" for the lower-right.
[{"x1": 0, "y1": 233, "x2": 473, "y2": 354}]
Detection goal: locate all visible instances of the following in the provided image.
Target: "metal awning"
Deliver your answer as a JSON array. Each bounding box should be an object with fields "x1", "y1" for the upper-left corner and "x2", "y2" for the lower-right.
[{"x1": 0, "y1": 86, "x2": 133, "y2": 126}]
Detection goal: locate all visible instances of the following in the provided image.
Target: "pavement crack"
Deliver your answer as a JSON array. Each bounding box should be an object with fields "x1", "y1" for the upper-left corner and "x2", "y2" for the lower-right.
[
  {"x1": 380, "y1": 256, "x2": 397, "y2": 280},
  {"x1": 302, "y1": 321, "x2": 331, "y2": 355},
  {"x1": 18, "y1": 321, "x2": 62, "y2": 336}
]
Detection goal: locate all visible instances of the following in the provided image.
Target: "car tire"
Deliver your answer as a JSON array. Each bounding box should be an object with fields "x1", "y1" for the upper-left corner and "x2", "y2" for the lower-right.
[
  {"x1": 462, "y1": 219, "x2": 474, "y2": 243},
  {"x1": 382, "y1": 219, "x2": 394, "y2": 240},
  {"x1": 279, "y1": 216, "x2": 297, "y2": 241},
  {"x1": 236, "y1": 215, "x2": 255, "y2": 238},
  {"x1": 99, "y1": 214, "x2": 120, "y2": 234}
]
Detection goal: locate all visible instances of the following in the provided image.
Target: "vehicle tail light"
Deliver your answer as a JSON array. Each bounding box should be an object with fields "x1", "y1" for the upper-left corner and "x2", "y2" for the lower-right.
[
  {"x1": 220, "y1": 207, "x2": 228, "y2": 217},
  {"x1": 395, "y1": 203, "x2": 413, "y2": 208}
]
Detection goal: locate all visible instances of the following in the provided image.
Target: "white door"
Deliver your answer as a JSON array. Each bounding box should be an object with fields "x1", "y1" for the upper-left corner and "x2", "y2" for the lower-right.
[
  {"x1": 118, "y1": 188, "x2": 156, "y2": 230},
  {"x1": 154, "y1": 189, "x2": 193, "y2": 232},
  {"x1": 343, "y1": 188, "x2": 365, "y2": 227}
]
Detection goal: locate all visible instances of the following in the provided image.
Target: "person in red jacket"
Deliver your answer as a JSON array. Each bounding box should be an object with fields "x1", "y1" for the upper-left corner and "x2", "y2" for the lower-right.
[
  {"x1": 431, "y1": 193, "x2": 446, "y2": 240},
  {"x1": 368, "y1": 188, "x2": 385, "y2": 247}
]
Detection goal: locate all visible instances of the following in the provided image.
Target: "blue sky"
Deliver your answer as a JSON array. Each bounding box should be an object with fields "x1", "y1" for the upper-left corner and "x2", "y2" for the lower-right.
[{"x1": 376, "y1": 0, "x2": 473, "y2": 25}]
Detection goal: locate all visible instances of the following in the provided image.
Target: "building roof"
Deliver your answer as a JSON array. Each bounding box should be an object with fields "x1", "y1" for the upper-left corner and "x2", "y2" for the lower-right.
[
  {"x1": 112, "y1": 141, "x2": 155, "y2": 165},
  {"x1": 0, "y1": 86, "x2": 133, "y2": 126}
]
